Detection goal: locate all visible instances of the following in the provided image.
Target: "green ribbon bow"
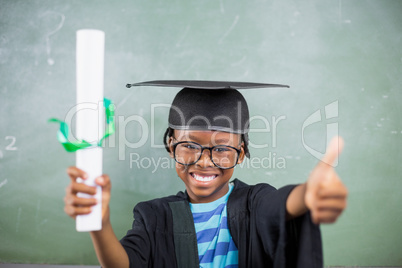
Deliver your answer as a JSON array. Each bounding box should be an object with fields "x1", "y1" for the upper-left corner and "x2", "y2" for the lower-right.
[{"x1": 49, "y1": 98, "x2": 115, "y2": 152}]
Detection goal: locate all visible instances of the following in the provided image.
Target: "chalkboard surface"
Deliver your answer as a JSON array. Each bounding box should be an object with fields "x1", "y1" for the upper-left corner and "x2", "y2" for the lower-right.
[{"x1": 1, "y1": 0, "x2": 401, "y2": 266}]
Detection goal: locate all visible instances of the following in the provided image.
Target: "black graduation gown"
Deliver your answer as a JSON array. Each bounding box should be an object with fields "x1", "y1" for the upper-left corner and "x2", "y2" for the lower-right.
[{"x1": 120, "y1": 179, "x2": 323, "y2": 268}]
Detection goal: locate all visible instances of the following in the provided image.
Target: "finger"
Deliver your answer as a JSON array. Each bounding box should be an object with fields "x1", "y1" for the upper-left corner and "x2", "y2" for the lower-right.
[
  {"x1": 320, "y1": 136, "x2": 344, "y2": 168},
  {"x1": 318, "y1": 185, "x2": 348, "y2": 199},
  {"x1": 310, "y1": 207, "x2": 323, "y2": 225},
  {"x1": 69, "y1": 181, "x2": 97, "y2": 195},
  {"x1": 64, "y1": 195, "x2": 98, "y2": 207},
  {"x1": 64, "y1": 205, "x2": 92, "y2": 218},
  {"x1": 315, "y1": 198, "x2": 347, "y2": 211},
  {"x1": 313, "y1": 208, "x2": 343, "y2": 224},
  {"x1": 66, "y1": 166, "x2": 88, "y2": 182},
  {"x1": 96, "y1": 175, "x2": 111, "y2": 202},
  {"x1": 305, "y1": 189, "x2": 316, "y2": 210},
  {"x1": 306, "y1": 179, "x2": 347, "y2": 209},
  {"x1": 94, "y1": 175, "x2": 112, "y2": 221}
]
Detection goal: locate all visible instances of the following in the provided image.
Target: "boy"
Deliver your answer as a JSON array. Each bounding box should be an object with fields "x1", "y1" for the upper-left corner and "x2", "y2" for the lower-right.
[{"x1": 64, "y1": 81, "x2": 347, "y2": 268}]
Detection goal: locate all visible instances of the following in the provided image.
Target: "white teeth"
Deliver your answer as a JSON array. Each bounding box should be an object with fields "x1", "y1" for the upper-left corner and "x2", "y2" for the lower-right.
[{"x1": 193, "y1": 173, "x2": 216, "y2": 182}]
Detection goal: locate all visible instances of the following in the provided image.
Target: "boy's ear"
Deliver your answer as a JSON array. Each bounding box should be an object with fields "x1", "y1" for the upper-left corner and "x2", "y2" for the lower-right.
[
  {"x1": 237, "y1": 143, "x2": 246, "y2": 164},
  {"x1": 167, "y1": 137, "x2": 174, "y2": 158}
]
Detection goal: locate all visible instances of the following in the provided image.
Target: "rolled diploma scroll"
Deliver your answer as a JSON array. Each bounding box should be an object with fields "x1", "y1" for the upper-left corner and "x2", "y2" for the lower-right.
[{"x1": 75, "y1": 29, "x2": 105, "y2": 232}]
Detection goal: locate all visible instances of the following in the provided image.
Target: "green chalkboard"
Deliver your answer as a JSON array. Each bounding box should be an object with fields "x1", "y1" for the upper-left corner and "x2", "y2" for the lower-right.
[{"x1": 1, "y1": 0, "x2": 401, "y2": 266}]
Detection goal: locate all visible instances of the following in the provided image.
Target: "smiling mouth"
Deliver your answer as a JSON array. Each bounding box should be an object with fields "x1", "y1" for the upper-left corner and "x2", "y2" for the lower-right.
[{"x1": 191, "y1": 173, "x2": 218, "y2": 182}]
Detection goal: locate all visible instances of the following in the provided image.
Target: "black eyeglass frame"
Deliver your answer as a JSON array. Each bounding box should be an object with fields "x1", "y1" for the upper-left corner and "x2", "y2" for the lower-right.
[{"x1": 172, "y1": 140, "x2": 242, "y2": 169}]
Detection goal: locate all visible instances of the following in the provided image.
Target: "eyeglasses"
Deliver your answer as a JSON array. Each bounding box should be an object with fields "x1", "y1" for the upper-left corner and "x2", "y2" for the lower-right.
[{"x1": 172, "y1": 140, "x2": 241, "y2": 169}]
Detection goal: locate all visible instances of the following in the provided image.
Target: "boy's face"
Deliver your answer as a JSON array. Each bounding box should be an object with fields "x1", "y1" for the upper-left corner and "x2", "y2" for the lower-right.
[{"x1": 169, "y1": 130, "x2": 245, "y2": 203}]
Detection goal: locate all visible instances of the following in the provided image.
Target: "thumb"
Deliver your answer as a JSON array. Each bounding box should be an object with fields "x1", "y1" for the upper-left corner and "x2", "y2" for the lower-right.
[
  {"x1": 306, "y1": 136, "x2": 344, "y2": 208},
  {"x1": 95, "y1": 175, "x2": 112, "y2": 223},
  {"x1": 95, "y1": 175, "x2": 111, "y2": 192},
  {"x1": 320, "y1": 136, "x2": 344, "y2": 168}
]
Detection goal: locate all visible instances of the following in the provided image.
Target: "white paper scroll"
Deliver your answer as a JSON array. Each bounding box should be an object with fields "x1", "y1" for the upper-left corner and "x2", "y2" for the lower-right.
[{"x1": 75, "y1": 29, "x2": 105, "y2": 232}]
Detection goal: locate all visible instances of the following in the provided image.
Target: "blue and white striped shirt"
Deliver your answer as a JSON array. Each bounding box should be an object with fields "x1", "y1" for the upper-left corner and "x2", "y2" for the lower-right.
[{"x1": 190, "y1": 184, "x2": 238, "y2": 268}]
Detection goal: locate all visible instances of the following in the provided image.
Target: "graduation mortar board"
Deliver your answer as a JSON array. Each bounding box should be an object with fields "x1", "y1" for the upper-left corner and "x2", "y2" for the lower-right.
[
  {"x1": 127, "y1": 80, "x2": 289, "y2": 135},
  {"x1": 127, "y1": 80, "x2": 289, "y2": 158}
]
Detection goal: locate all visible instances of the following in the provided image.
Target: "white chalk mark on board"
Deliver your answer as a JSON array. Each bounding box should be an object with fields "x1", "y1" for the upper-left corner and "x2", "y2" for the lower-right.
[
  {"x1": 338, "y1": 0, "x2": 351, "y2": 24},
  {"x1": 35, "y1": 200, "x2": 43, "y2": 234},
  {"x1": 231, "y1": 56, "x2": 247, "y2": 66},
  {"x1": 39, "y1": 11, "x2": 65, "y2": 65},
  {"x1": 5, "y1": 136, "x2": 17, "y2": 151},
  {"x1": 338, "y1": 0, "x2": 342, "y2": 24},
  {"x1": 0, "y1": 179, "x2": 7, "y2": 189},
  {"x1": 117, "y1": 91, "x2": 135, "y2": 108},
  {"x1": 35, "y1": 200, "x2": 41, "y2": 222},
  {"x1": 0, "y1": 35, "x2": 9, "y2": 64},
  {"x1": 219, "y1": 0, "x2": 225, "y2": 13},
  {"x1": 35, "y1": 200, "x2": 46, "y2": 236},
  {"x1": 16, "y1": 207, "x2": 22, "y2": 233},
  {"x1": 184, "y1": 61, "x2": 197, "y2": 75},
  {"x1": 176, "y1": 25, "x2": 190, "y2": 47},
  {"x1": 219, "y1": 15, "x2": 239, "y2": 44},
  {"x1": 40, "y1": 219, "x2": 48, "y2": 227}
]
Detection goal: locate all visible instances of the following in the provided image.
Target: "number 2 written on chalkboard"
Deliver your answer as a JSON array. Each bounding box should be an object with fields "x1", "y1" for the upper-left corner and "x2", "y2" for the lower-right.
[
  {"x1": 5, "y1": 136, "x2": 17, "y2": 150},
  {"x1": 0, "y1": 136, "x2": 18, "y2": 158}
]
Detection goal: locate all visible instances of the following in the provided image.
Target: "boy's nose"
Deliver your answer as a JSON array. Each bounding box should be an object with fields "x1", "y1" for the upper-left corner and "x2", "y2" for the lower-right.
[{"x1": 196, "y1": 149, "x2": 214, "y2": 168}]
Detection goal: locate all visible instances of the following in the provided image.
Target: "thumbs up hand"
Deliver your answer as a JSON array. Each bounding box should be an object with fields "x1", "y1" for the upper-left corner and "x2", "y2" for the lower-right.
[{"x1": 305, "y1": 136, "x2": 348, "y2": 224}]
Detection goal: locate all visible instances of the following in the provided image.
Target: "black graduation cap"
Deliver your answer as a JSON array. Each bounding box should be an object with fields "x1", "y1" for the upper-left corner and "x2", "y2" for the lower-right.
[{"x1": 127, "y1": 80, "x2": 289, "y2": 135}]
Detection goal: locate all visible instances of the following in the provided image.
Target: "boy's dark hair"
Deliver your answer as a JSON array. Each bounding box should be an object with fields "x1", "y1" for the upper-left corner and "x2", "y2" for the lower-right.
[{"x1": 163, "y1": 127, "x2": 250, "y2": 158}]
